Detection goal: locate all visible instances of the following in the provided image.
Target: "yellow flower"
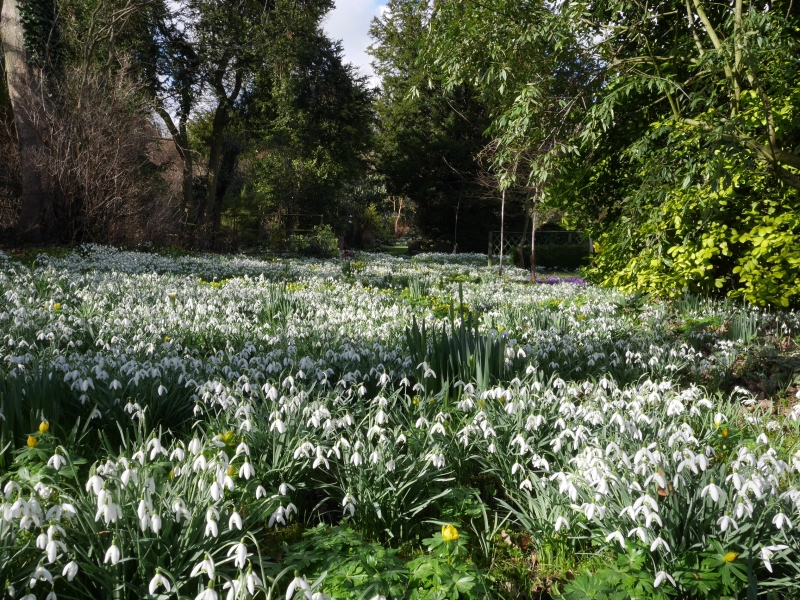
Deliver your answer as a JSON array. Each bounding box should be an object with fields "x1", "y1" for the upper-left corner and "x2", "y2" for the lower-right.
[
  {"x1": 441, "y1": 524, "x2": 459, "y2": 541},
  {"x1": 221, "y1": 430, "x2": 235, "y2": 446},
  {"x1": 724, "y1": 552, "x2": 739, "y2": 562},
  {"x1": 721, "y1": 428, "x2": 729, "y2": 438},
  {"x1": 413, "y1": 396, "x2": 419, "y2": 405},
  {"x1": 53, "y1": 303, "x2": 61, "y2": 310},
  {"x1": 39, "y1": 421, "x2": 50, "y2": 434},
  {"x1": 27, "y1": 436, "x2": 38, "y2": 448},
  {"x1": 227, "y1": 465, "x2": 237, "y2": 477},
  {"x1": 164, "y1": 336, "x2": 171, "y2": 343},
  {"x1": 169, "y1": 294, "x2": 176, "y2": 300},
  {"x1": 168, "y1": 470, "x2": 175, "y2": 480}
]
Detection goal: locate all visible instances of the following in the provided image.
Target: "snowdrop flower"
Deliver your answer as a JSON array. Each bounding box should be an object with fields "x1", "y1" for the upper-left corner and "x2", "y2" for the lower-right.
[
  {"x1": 188, "y1": 438, "x2": 202, "y2": 455},
  {"x1": 554, "y1": 516, "x2": 569, "y2": 532},
  {"x1": 195, "y1": 583, "x2": 218, "y2": 600},
  {"x1": 772, "y1": 513, "x2": 791, "y2": 530},
  {"x1": 717, "y1": 515, "x2": 738, "y2": 532},
  {"x1": 701, "y1": 482, "x2": 724, "y2": 503},
  {"x1": 30, "y1": 566, "x2": 53, "y2": 587},
  {"x1": 47, "y1": 452, "x2": 67, "y2": 471},
  {"x1": 760, "y1": 545, "x2": 789, "y2": 573},
  {"x1": 256, "y1": 485, "x2": 267, "y2": 499},
  {"x1": 650, "y1": 537, "x2": 671, "y2": 553},
  {"x1": 190, "y1": 555, "x2": 216, "y2": 580},
  {"x1": 605, "y1": 531, "x2": 626, "y2": 549},
  {"x1": 149, "y1": 571, "x2": 172, "y2": 594},
  {"x1": 245, "y1": 567, "x2": 262, "y2": 594},
  {"x1": 229, "y1": 512, "x2": 243, "y2": 530},
  {"x1": 279, "y1": 483, "x2": 296, "y2": 496},
  {"x1": 62, "y1": 561, "x2": 79, "y2": 581},
  {"x1": 104, "y1": 542, "x2": 121, "y2": 565},
  {"x1": 653, "y1": 571, "x2": 676, "y2": 588},
  {"x1": 151, "y1": 513, "x2": 162, "y2": 534},
  {"x1": 342, "y1": 493, "x2": 356, "y2": 517},
  {"x1": 627, "y1": 527, "x2": 647, "y2": 543},
  {"x1": 228, "y1": 540, "x2": 249, "y2": 569},
  {"x1": 85, "y1": 474, "x2": 104, "y2": 495},
  {"x1": 286, "y1": 573, "x2": 311, "y2": 600},
  {"x1": 223, "y1": 580, "x2": 242, "y2": 600},
  {"x1": 239, "y1": 459, "x2": 255, "y2": 479}
]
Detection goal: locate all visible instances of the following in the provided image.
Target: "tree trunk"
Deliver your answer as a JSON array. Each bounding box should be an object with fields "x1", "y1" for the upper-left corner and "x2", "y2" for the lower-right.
[
  {"x1": 498, "y1": 188, "x2": 505, "y2": 275},
  {"x1": 530, "y1": 203, "x2": 538, "y2": 283},
  {"x1": 202, "y1": 68, "x2": 242, "y2": 231},
  {"x1": 2, "y1": 0, "x2": 47, "y2": 241},
  {"x1": 202, "y1": 103, "x2": 228, "y2": 226},
  {"x1": 517, "y1": 204, "x2": 529, "y2": 269},
  {"x1": 156, "y1": 106, "x2": 194, "y2": 225}
]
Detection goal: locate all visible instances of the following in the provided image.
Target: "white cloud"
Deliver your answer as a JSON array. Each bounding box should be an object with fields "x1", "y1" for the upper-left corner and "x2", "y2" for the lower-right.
[{"x1": 323, "y1": 0, "x2": 385, "y2": 86}]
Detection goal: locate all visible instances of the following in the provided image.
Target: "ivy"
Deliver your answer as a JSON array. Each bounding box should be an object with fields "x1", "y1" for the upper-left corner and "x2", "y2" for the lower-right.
[{"x1": 18, "y1": 0, "x2": 59, "y2": 69}]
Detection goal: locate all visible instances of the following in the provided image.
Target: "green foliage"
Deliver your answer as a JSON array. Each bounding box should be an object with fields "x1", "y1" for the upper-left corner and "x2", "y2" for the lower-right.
[
  {"x1": 18, "y1": 0, "x2": 59, "y2": 69},
  {"x1": 368, "y1": 0, "x2": 497, "y2": 251},
  {"x1": 405, "y1": 306, "x2": 508, "y2": 395},
  {"x1": 288, "y1": 224, "x2": 340, "y2": 258},
  {"x1": 588, "y1": 131, "x2": 800, "y2": 306},
  {"x1": 562, "y1": 550, "x2": 667, "y2": 600},
  {"x1": 275, "y1": 525, "x2": 488, "y2": 600}
]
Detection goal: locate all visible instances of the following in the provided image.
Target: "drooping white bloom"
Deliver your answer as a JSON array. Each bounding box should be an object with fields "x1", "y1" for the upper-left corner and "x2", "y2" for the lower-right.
[
  {"x1": 190, "y1": 555, "x2": 216, "y2": 580},
  {"x1": 30, "y1": 566, "x2": 53, "y2": 587},
  {"x1": 717, "y1": 515, "x2": 738, "y2": 532},
  {"x1": 653, "y1": 571, "x2": 676, "y2": 588},
  {"x1": 649, "y1": 537, "x2": 671, "y2": 553},
  {"x1": 62, "y1": 561, "x2": 79, "y2": 581},
  {"x1": 701, "y1": 483, "x2": 724, "y2": 503},
  {"x1": 772, "y1": 513, "x2": 791, "y2": 530},
  {"x1": 47, "y1": 453, "x2": 67, "y2": 471},
  {"x1": 228, "y1": 540, "x2": 249, "y2": 569},
  {"x1": 149, "y1": 572, "x2": 172, "y2": 594},
  {"x1": 761, "y1": 545, "x2": 789, "y2": 573},
  {"x1": 229, "y1": 512, "x2": 243, "y2": 530},
  {"x1": 605, "y1": 531, "x2": 626, "y2": 549},
  {"x1": 286, "y1": 574, "x2": 310, "y2": 600},
  {"x1": 104, "y1": 542, "x2": 121, "y2": 565},
  {"x1": 245, "y1": 568, "x2": 262, "y2": 594},
  {"x1": 85, "y1": 474, "x2": 104, "y2": 495}
]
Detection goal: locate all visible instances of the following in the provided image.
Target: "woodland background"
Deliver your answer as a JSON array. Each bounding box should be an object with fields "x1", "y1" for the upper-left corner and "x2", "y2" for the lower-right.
[{"x1": 1, "y1": 0, "x2": 799, "y2": 305}]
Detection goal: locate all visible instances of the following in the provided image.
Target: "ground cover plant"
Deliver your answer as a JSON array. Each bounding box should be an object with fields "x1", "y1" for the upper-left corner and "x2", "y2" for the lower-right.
[{"x1": 1, "y1": 246, "x2": 800, "y2": 600}]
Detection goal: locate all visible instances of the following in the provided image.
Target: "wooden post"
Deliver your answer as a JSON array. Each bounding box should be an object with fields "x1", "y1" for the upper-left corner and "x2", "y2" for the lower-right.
[{"x1": 487, "y1": 231, "x2": 493, "y2": 267}]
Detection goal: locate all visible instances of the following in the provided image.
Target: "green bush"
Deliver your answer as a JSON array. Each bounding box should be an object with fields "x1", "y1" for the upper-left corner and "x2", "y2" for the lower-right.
[
  {"x1": 289, "y1": 224, "x2": 340, "y2": 258},
  {"x1": 588, "y1": 123, "x2": 800, "y2": 307}
]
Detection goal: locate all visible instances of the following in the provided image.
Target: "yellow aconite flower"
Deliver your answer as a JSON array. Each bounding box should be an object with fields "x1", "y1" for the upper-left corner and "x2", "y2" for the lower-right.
[
  {"x1": 721, "y1": 428, "x2": 729, "y2": 438},
  {"x1": 441, "y1": 524, "x2": 459, "y2": 541},
  {"x1": 724, "y1": 552, "x2": 739, "y2": 562},
  {"x1": 53, "y1": 303, "x2": 61, "y2": 310},
  {"x1": 227, "y1": 465, "x2": 237, "y2": 477},
  {"x1": 27, "y1": 436, "x2": 38, "y2": 448},
  {"x1": 39, "y1": 421, "x2": 50, "y2": 434},
  {"x1": 221, "y1": 430, "x2": 235, "y2": 445},
  {"x1": 164, "y1": 336, "x2": 171, "y2": 343}
]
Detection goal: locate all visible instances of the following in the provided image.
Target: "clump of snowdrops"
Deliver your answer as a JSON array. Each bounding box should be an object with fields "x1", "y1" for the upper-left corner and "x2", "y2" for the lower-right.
[{"x1": 0, "y1": 246, "x2": 799, "y2": 599}]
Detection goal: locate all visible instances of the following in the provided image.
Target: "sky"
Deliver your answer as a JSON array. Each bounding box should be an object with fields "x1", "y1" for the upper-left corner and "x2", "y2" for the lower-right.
[{"x1": 323, "y1": 0, "x2": 386, "y2": 87}]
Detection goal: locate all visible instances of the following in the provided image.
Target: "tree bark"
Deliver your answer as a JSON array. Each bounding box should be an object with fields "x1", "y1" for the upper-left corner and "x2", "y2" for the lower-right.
[
  {"x1": 156, "y1": 106, "x2": 194, "y2": 224},
  {"x1": 2, "y1": 0, "x2": 47, "y2": 241},
  {"x1": 201, "y1": 67, "x2": 242, "y2": 229}
]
